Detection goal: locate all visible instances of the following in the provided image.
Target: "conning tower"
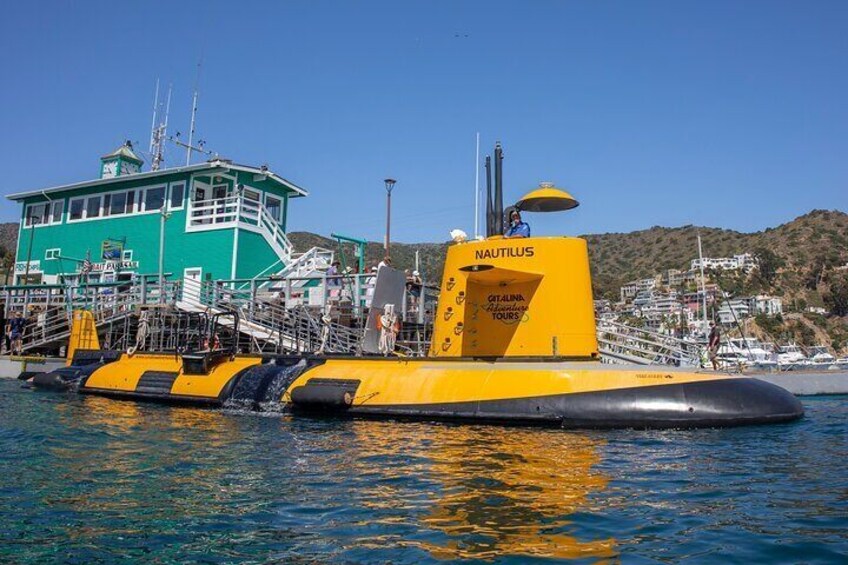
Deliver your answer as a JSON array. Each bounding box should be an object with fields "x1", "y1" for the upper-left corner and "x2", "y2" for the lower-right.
[{"x1": 430, "y1": 183, "x2": 592, "y2": 359}]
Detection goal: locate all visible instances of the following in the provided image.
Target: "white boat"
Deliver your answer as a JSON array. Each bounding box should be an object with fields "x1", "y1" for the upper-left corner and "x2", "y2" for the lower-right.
[
  {"x1": 717, "y1": 338, "x2": 779, "y2": 371},
  {"x1": 777, "y1": 343, "x2": 810, "y2": 371},
  {"x1": 805, "y1": 345, "x2": 839, "y2": 370}
]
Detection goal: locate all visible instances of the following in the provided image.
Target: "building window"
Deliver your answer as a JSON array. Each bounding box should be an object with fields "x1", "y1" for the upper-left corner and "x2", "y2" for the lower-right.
[
  {"x1": 25, "y1": 203, "x2": 49, "y2": 227},
  {"x1": 24, "y1": 201, "x2": 64, "y2": 227},
  {"x1": 86, "y1": 196, "x2": 102, "y2": 218},
  {"x1": 101, "y1": 189, "x2": 136, "y2": 216},
  {"x1": 69, "y1": 198, "x2": 85, "y2": 221},
  {"x1": 51, "y1": 200, "x2": 64, "y2": 224},
  {"x1": 266, "y1": 195, "x2": 282, "y2": 223},
  {"x1": 143, "y1": 186, "x2": 166, "y2": 211},
  {"x1": 122, "y1": 249, "x2": 133, "y2": 261},
  {"x1": 170, "y1": 183, "x2": 185, "y2": 209},
  {"x1": 45, "y1": 248, "x2": 61, "y2": 260},
  {"x1": 106, "y1": 192, "x2": 126, "y2": 216}
]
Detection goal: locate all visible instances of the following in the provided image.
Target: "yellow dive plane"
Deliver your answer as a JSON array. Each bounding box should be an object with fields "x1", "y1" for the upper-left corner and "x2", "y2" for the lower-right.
[{"x1": 33, "y1": 184, "x2": 803, "y2": 428}]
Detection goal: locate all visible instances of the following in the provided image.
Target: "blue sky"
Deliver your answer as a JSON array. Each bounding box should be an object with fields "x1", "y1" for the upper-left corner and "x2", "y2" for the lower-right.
[{"x1": 0, "y1": 1, "x2": 845, "y2": 242}]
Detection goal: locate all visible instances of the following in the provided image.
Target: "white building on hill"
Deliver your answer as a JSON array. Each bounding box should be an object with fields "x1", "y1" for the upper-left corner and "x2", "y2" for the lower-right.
[{"x1": 691, "y1": 253, "x2": 757, "y2": 273}]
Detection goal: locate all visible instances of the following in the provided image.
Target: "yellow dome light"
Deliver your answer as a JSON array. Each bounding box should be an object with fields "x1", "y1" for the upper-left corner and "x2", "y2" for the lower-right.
[{"x1": 515, "y1": 182, "x2": 579, "y2": 212}]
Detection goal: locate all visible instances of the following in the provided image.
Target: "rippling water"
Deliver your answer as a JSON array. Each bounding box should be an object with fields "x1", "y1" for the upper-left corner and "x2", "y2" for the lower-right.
[{"x1": 1, "y1": 379, "x2": 846, "y2": 563}]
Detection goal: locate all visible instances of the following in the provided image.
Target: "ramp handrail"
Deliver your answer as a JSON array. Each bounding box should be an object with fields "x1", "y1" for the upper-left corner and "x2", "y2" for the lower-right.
[{"x1": 597, "y1": 320, "x2": 703, "y2": 366}]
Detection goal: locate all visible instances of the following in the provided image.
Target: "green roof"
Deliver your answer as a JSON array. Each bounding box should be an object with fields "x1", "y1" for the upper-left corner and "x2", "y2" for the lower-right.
[
  {"x1": 101, "y1": 142, "x2": 143, "y2": 164},
  {"x1": 6, "y1": 160, "x2": 309, "y2": 201}
]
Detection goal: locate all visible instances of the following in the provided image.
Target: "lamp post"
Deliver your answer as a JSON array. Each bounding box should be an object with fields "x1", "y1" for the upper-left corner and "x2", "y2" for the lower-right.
[
  {"x1": 158, "y1": 205, "x2": 171, "y2": 302},
  {"x1": 383, "y1": 178, "x2": 397, "y2": 258},
  {"x1": 23, "y1": 215, "x2": 39, "y2": 285}
]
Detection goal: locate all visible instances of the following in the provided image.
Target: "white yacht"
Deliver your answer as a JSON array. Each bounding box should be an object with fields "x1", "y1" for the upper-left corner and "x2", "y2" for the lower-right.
[
  {"x1": 805, "y1": 345, "x2": 838, "y2": 370},
  {"x1": 777, "y1": 343, "x2": 809, "y2": 371},
  {"x1": 718, "y1": 338, "x2": 779, "y2": 371}
]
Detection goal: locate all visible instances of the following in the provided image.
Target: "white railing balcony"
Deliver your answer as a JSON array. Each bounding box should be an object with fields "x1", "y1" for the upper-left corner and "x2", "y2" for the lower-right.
[{"x1": 187, "y1": 196, "x2": 293, "y2": 263}]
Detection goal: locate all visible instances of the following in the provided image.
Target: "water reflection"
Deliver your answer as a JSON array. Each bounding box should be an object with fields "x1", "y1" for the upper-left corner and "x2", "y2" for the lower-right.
[{"x1": 347, "y1": 422, "x2": 617, "y2": 560}]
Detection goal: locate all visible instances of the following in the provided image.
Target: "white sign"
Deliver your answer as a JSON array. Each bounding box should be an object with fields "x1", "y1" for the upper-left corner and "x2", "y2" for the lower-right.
[
  {"x1": 77, "y1": 260, "x2": 139, "y2": 273},
  {"x1": 14, "y1": 261, "x2": 40, "y2": 273}
]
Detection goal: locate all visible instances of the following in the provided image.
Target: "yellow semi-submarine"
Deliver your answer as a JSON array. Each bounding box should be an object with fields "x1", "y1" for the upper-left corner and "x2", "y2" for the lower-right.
[{"x1": 33, "y1": 182, "x2": 804, "y2": 428}]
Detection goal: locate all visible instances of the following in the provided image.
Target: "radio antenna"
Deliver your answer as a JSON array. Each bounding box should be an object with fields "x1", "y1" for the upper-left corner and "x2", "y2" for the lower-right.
[
  {"x1": 149, "y1": 80, "x2": 172, "y2": 171},
  {"x1": 149, "y1": 79, "x2": 159, "y2": 155},
  {"x1": 185, "y1": 56, "x2": 203, "y2": 166}
]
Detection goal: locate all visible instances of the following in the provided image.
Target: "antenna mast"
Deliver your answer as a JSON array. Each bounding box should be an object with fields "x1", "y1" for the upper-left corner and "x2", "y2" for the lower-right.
[
  {"x1": 474, "y1": 132, "x2": 480, "y2": 239},
  {"x1": 149, "y1": 79, "x2": 159, "y2": 155},
  {"x1": 149, "y1": 82, "x2": 172, "y2": 171},
  {"x1": 185, "y1": 58, "x2": 202, "y2": 166}
]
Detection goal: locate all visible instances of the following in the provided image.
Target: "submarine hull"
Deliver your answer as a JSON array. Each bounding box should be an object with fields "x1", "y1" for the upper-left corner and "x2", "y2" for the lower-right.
[
  {"x1": 339, "y1": 378, "x2": 803, "y2": 428},
  {"x1": 50, "y1": 351, "x2": 803, "y2": 429},
  {"x1": 286, "y1": 358, "x2": 804, "y2": 429}
]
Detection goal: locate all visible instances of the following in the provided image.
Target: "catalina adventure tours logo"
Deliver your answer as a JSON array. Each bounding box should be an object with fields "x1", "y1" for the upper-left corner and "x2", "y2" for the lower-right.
[
  {"x1": 474, "y1": 246, "x2": 535, "y2": 260},
  {"x1": 482, "y1": 293, "x2": 530, "y2": 324}
]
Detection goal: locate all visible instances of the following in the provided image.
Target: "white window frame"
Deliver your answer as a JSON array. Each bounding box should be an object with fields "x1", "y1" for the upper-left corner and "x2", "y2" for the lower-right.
[
  {"x1": 68, "y1": 198, "x2": 85, "y2": 222},
  {"x1": 45, "y1": 248, "x2": 61, "y2": 260},
  {"x1": 66, "y1": 184, "x2": 173, "y2": 223},
  {"x1": 265, "y1": 193, "x2": 283, "y2": 224},
  {"x1": 23, "y1": 200, "x2": 64, "y2": 228},
  {"x1": 122, "y1": 249, "x2": 133, "y2": 261},
  {"x1": 103, "y1": 188, "x2": 136, "y2": 217},
  {"x1": 168, "y1": 181, "x2": 186, "y2": 210},
  {"x1": 141, "y1": 184, "x2": 168, "y2": 212},
  {"x1": 50, "y1": 200, "x2": 64, "y2": 224}
]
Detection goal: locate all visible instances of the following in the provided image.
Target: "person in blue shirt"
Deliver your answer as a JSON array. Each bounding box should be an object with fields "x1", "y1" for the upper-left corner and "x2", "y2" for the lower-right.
[{"x1": 505, "y1": 210, "x2": 530, "y2": 238}]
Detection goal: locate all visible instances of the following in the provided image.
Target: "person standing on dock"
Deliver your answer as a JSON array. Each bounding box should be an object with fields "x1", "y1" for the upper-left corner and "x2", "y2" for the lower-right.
[
  {"x1": 708, "y1": 321, "x2": 721, "y2": 370},
  {"x1": 505, "y1": 210, "x2": 530, "y2": 238},
  {"x1": 8, "y1": 312, "x2": 25, "y2": 356}
]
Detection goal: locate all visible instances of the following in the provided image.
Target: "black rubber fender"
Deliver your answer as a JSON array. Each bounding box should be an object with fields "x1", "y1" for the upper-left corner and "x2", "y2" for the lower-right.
[
  {"x1": 290, "y1": 378, "x2": 361, "y2": 409},
  {"x1": 31, "y1": 371, "x2": 76, "y2": 391}
]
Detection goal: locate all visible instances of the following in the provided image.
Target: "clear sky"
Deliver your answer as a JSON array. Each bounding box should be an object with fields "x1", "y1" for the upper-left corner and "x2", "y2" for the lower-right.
[{"x1": 0, "y1": 1, "x2": 845, "y2": 242}]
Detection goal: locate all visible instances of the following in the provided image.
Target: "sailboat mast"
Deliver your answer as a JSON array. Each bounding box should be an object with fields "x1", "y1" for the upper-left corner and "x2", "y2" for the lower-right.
[{"x1": 697, "y1": 231, "x2": 708, "y2": 328}]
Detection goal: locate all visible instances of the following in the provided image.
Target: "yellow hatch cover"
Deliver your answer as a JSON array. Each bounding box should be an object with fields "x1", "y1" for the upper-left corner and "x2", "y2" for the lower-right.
[{"x1": 515, "y1": 182, "x2": 579, "y2": 212}]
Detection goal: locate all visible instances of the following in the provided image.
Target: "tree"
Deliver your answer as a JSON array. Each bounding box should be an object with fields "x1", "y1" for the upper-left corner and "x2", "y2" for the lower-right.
[
  {"x1": 754, "y1": 247, "x2": 784, "y2": 287},
  {"x1": 823, "y1": 274, "x2": 848, "y2": 317}
]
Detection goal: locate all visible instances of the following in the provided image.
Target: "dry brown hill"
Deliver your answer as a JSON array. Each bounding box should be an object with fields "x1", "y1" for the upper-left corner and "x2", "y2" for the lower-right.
[{"x1": 2, "y1": 209, "x2": 846, "y2": 299}]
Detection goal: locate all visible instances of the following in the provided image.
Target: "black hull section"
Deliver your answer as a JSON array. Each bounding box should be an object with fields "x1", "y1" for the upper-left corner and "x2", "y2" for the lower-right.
[{"x1": 339, "y1": 378, "x2": 804, "y2": 429}]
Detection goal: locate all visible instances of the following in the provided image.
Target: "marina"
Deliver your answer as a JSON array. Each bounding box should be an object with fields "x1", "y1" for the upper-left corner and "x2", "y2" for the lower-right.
[{"x1": 1, "y1": 2, "x2": 846, "y2": 562}]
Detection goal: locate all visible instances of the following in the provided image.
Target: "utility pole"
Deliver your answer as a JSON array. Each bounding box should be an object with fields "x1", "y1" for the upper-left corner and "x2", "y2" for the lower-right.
[{"x1": 383, "y1": 178, "x2": 397, "y2": 258}]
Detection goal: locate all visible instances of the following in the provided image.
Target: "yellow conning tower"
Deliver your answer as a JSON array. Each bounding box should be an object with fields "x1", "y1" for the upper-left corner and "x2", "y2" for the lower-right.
[{"x1": 429, "y1": 185, "x2": 599, "y2": 359}]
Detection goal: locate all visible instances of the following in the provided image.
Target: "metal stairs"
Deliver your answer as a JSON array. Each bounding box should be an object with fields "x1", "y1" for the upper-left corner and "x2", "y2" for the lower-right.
[{"x1": 179, "y1": 277, "x2": 362, "y2": 354}]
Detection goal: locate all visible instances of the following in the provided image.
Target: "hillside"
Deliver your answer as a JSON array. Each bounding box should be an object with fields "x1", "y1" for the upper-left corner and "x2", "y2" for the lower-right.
[
  {"x1": 3, "y1": 209, "x2": 847, "y2": 300},
  {"x1": 584, "y1": 209, "x2": 848, "y2": 301}
]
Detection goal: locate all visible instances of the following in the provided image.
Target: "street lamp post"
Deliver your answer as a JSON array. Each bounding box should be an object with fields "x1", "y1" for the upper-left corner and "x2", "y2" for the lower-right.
[
  {"x1": 383, "y1": 178, "x2": 397, "y2": 258},
  {"x1": 23, "y1": 215, "x2": 40, "y2": 285},
  {"x1": 158, "y1": 205, "x2": 171, "y2": 302}
]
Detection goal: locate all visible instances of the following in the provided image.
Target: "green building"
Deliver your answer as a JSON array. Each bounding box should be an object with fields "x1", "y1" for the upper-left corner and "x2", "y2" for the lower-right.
[{"x1": 8, "y1": 142, "x2": 308, "y2": 287}]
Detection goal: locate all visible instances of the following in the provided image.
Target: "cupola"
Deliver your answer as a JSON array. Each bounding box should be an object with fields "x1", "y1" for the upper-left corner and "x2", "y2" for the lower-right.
[{"x1": 100, "y1": 141, "x2": 143, "y2": 179}]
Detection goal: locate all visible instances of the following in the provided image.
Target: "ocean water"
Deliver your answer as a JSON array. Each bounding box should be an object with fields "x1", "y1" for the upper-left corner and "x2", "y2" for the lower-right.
[{"x1": 0, "y1": 379, "x2": 846, "y2": 564}]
